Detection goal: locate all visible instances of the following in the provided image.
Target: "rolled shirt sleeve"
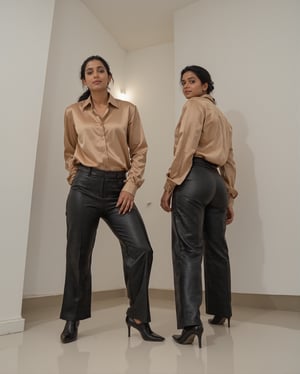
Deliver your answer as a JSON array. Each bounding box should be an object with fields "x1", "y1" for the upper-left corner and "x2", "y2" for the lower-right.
[
  {"x1": 122, "y1": 105, "x2": 147, "y2": 196},
  {"x1": 164, "y1": 100, "x2": 204, "y2": 193}
]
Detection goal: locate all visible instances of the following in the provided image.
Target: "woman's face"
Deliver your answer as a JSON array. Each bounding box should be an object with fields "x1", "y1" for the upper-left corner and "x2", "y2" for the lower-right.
[
  {"x1": 82, "y1": 59, "x2": 111, "y2": 92},
  {"x1": 181, "y1": 71, "x2": 208, "y2": 99}
]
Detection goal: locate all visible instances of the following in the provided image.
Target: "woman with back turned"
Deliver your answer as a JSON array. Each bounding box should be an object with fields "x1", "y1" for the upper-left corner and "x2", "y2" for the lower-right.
[
  {"x1": 161, "y1": 65, "x2": 238, "y2": 348},
  {"x1": 60, "y1": 55, "x2": 164, "y2": 344}
]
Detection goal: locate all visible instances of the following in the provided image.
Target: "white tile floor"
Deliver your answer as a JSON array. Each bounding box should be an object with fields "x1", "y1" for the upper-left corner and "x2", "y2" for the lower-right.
[{"x1": 0, "y1": 296, "x2": 299, "y2": 374}]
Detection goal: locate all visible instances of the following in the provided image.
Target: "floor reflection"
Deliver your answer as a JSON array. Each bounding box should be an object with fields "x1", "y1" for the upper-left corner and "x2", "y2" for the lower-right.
[{"x1": 0, "y1": 298, "x2": 299, "y2": 374}]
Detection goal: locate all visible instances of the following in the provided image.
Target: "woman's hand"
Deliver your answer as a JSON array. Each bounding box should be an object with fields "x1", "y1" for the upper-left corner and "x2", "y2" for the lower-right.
[
  {"x1": 160, "y1": 190, "x2": 172, "y2": 212},
  {"x1": 116, "y1": 191, "x2": 134, "y2": 214},
  {"x1": 226, "y1": 206, "x2": 234, "y2": 225}
]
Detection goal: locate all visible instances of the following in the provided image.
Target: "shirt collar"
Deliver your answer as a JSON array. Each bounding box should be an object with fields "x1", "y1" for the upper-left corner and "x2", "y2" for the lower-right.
[
  {"x1": 108, "y1": 94, "x2": 120, "y2": 108},
  {"x1": 201, "y1": 94, "x2": 216, "y2": 104},
  {"x1": 81, "y1": 93, "x2": 120, "y2": 111}
]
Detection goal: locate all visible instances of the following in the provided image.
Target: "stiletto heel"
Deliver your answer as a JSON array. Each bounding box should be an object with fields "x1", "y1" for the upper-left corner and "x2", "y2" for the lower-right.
[
  {"x1": 196, "y1": 331, "x2": 202, "y2": 348},
  {"x1": 125, "y1": 316, "x2": 165, "y2": 342},
  {"x1": 208, "y1": 315, "x2": 231, "y2": 327},
  {"x1": 172, "y1": 325, "x2": 204, "y2": 348},
  {"x1": 127, "y1": 323, "x2": 131, "y2": 337}
]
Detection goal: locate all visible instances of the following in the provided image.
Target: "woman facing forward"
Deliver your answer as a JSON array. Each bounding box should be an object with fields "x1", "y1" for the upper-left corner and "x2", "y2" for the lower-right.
[
  {"x1": 161, "y1": 65, "x2": 238, "y2": 348},
  {"x1": 60, "y1": 55, "x2": 164, "y2": 344}
]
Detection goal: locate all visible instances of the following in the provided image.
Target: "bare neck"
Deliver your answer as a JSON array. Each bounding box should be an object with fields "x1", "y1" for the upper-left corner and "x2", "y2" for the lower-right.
[{"x1": 91, "y1": 91, "x2": 109, "y2": 106}]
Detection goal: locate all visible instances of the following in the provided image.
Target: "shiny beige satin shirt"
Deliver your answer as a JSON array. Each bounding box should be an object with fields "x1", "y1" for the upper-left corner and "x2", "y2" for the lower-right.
[
  {"x1": 164, "y1": 95, "x2": 238, "y2": 206},
  {"x1": 64, "y1": 95, "x2": 147, "y2": 195}
]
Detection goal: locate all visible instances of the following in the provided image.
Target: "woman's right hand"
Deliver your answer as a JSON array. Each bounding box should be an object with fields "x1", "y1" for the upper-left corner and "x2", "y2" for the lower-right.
[
  {"x1": 116, "y1": 190, "x2": 134, "y2": 215},
  {"x1": 160, "y1": 190, "x2": 172, "y2": 212},
  {"x1": 226, "y1": 206, "x2": 234, "y2": 225}
]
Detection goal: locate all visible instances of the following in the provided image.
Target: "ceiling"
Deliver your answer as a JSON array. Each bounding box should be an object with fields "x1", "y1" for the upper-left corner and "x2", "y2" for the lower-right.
[{"x1": 81, "y1": 0, "x2": 197, "y2": 51}]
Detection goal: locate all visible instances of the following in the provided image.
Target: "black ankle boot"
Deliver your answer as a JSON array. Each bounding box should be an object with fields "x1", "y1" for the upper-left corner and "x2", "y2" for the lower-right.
[
  {"x1": 208, "y1": 315, "x2": 231, "y2": 327},
  {"x1": 172, "y1": 325, "x2": 204, "y2": 348},
  {"x1": 60, "y1": 320, "x2": 80, "y2": 344},
  {"x1": 126, "y1": 316, "x2": 165, "y2": 342}
]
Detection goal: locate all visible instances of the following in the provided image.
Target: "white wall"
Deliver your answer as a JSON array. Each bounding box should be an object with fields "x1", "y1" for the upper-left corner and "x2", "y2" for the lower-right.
[
  {"x1": 0, "y1": 0, "x2": 55, "y2": 334},
  {"x1": 23, "y1": 0, "x2": 127, "y2": 297},
  {"x1": 125, "y1": 43, "x2": 175, "y2": 289},
  {"x1": 22, "y1": 0, "x2": 300, "y2": 301},
  {"x1": 175, "y1": 0, "x2": 300, "y2": 295}
]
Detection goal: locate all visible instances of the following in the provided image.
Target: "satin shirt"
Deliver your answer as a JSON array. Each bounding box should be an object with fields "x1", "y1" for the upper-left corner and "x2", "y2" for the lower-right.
[
  {"x1": 164, "y1": 94, "x2": 238, "y2": 206},
  {"x1": 64, "y1": 94, "x2": 147, "y2": 196}
]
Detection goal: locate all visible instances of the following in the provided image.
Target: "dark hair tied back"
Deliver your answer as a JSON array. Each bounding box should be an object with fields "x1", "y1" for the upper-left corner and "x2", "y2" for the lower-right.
[
  {"x1": 78, "y1": 55, "x2": 113, "y2": 102},
  {"x1": 181, "y1": 65, "x2": 214, "y2": 94}
]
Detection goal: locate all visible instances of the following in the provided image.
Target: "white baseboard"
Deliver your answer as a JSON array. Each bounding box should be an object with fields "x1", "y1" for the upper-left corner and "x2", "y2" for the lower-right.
[
  {"x1": 21, "y1": 289, "x2": 300, "y2": 313},
  {"x1": 0, "y1": 317, "x2": 25, "y2": 336}
]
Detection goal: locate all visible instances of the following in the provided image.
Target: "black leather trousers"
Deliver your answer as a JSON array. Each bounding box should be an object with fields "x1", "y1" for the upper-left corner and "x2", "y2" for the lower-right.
[
  {"x1": 60, "y1": 165, "x2": 153, "y2": 323},
  {"x1": 172, "y1": 158, "x2": 232, "y2": 329}
]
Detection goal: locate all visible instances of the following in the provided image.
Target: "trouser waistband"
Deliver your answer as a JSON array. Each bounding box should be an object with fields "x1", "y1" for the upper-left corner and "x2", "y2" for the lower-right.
[
  {"x1": 78, "y1": 164, "x2": 126, "y2": 179},
  {"x1": 193, "y1": 157, "x2": 218, "y2": 169}
]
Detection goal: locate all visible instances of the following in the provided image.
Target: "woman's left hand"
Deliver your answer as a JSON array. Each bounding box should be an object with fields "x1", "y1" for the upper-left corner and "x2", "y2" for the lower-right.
[
  {"x1": 160, "y1": 190, "x2": 172, "y2": 212},
  {"x1": 116, "y1": 191, "x2": 135, "y2": 214}
]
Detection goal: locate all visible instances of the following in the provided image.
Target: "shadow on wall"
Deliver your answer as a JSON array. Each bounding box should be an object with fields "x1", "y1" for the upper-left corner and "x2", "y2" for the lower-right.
[{"x1": 226, "y1": 110, "x2": 265, "y2": 293}]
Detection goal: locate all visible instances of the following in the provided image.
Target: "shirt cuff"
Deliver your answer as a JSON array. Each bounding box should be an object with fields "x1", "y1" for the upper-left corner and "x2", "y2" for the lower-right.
[
  {"x1": 122, "y1": 180, "x2": 138, "y2": 196},
  {"x1": 67, "y1": 168, "x2": 78, "y2": 185},
  {"x1": 228, "y1": 189, "x2": 238, "y2": 207},
  {"x1": 164, "y1": 179, "x2": 176, "y2": 194}
]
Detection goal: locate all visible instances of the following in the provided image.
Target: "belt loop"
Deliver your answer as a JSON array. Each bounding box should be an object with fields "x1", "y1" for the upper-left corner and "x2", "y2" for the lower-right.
[{"x1": 89, "y1": 167, "x2": 92, "y2": 176}]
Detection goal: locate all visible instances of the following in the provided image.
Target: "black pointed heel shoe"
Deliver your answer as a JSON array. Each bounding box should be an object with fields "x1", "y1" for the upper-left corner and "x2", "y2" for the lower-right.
[
  {"x1": 126, "y1": 316, "x2": 165, "y2": 342},
  {"x1": 60, "y1": 320, "x2": 80, "y2": 343},
  {"x1": 208, "y1": 316, "x2": 231, "y2": 327},
  {"x1": 172, "y1": 325, "x2": 204, "y2": 348}
]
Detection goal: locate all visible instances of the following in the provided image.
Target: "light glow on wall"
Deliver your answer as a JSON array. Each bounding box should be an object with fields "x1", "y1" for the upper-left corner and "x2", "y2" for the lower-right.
[{"x1": 116, "y1": 88, "x2": 131, "y2": 101}]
